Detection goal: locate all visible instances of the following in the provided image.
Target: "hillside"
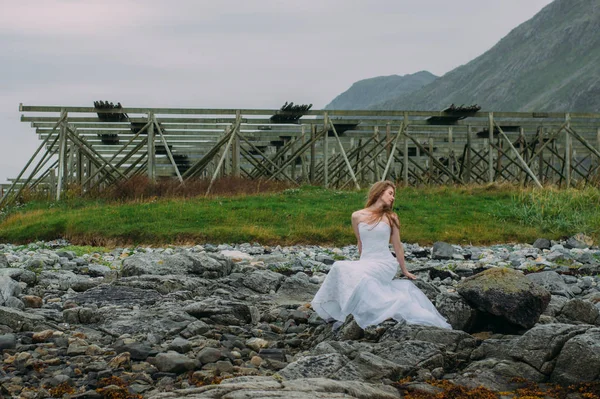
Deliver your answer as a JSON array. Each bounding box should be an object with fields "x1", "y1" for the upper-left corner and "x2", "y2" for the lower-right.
[
  {"x1": 371, "y1": 0, "x2": 600, "y2": 111},
  {"x1": 324, "y1": 71, "x2": 437, "y2": 110}
]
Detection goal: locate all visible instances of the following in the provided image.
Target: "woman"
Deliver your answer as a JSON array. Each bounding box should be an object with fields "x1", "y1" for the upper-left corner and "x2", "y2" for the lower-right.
[{"x1": 311, "y1": 180, "x2": 451, "y2": 330}]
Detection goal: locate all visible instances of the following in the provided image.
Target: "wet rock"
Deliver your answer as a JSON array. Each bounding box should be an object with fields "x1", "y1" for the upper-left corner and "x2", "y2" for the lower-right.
[
  {"x1": 185, "y1": 297, "x2": 256, "y2": 325},
  {"x1": 0, "y1": 333, "x2": 16, "y2": 349}
]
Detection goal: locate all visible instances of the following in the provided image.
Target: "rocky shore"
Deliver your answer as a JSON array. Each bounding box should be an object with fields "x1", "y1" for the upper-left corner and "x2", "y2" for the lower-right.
[{"x1": 1, "y1": 234, "x2": 600, "y2": 398}]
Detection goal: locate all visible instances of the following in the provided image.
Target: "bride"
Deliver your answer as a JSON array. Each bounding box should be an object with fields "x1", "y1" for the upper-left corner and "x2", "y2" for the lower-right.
[{"x1": 311, "y1": 180, "x2": 451, "y2": 330}]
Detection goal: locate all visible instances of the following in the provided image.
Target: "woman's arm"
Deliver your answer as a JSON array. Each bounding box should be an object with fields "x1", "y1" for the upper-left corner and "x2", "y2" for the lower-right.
[
  {"x1": 351, "y1": 211, "x2": 362, "y2": 256},
  {"x1": 389, "y1": 213, "x2": 416, "y2": 280}
]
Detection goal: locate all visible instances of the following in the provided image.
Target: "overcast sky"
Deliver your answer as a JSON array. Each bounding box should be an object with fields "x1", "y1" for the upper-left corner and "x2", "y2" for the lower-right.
[{"x1": 0, "y1": 0, "x2": 554, "y2": 184}]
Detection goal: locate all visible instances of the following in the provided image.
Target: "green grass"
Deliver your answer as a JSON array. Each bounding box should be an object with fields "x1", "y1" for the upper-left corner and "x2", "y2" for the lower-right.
[{"x1": 0, "y1": 185, "x2": 598, "y2": 246}]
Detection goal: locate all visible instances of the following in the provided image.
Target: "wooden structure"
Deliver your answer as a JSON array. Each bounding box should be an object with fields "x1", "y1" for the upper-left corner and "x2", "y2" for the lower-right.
[{"x1": 2, "y1": 104, "x2": 600, "y2": 207}]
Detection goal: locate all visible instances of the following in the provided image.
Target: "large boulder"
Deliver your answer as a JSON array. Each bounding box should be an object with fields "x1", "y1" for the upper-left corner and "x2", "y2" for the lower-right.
[
  {"x1": 556, "y1": 299, "x2": 600, "y2": 325},
  {"x1": 551, "y1": 328, "x2": 600, "y2": 384},
  {"x1": 509, "y1": 323, "x2": 590, "y2": 375},
  {"x1": 243, "y1": 270, "x2": 285, "y2": 294},
  {"x1": 431, "y1": 242, "x2": 455, "y2": 260},
  {"x1": 457, "y1": 267, "x2": 550, "y2": 330}
]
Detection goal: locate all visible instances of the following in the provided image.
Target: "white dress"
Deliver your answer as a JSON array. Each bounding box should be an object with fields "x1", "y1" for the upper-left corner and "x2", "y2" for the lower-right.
[{"x1": 311, "y1": 221, "x2": 451, "y2": 330}]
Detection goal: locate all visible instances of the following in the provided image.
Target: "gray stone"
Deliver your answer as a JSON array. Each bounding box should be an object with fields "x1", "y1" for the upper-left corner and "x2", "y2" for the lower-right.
[
  {"x1": 0, "y1": 333, "x2": 16, "y2": 350},
  {"x1": 168, "y1": 337, "x2": 192, "y2": 354},
  {"x1": 0, "y1": 306, "x2": 47, "y2": 331},
  {"x1": 114, "y1": 339, "x2": 154, "y2": 360},
  {"x1": 542, "y1": 295, "x2": 568, "y2": 317},
  {"x1": 565, "y1": 234, "x2": 593, "y2": 249},
  {"x1": 4, "y1": 296, "x2": 25, "y2": 310},
  {"x1": 197, "y1": 347, "x2": 222, "y2": 364},
  {"x1": 73, "y1": 284, "x2": 162, "y2": 307},
  {"x1": 0, "y1": 253, "x2": 9, "y2": 268},
  {"x1": 552, "y1": 328, "x2": 600, "y2": 384},
  {"x1": 431, "y1": 242, "x2": 455, "y2": 260},
  {"x1": 435, "y1": 291, "x2": 477, "y2": 331},
  {"x1": 279, "y1": 353, "x2": 347, "y2": 380},
  {"x1": 557, "y1": 299, "x2": 600, "y2": 325},
  {"x1": 0, "y1": 276, "x2": 21, "y2": 306},
  {"x1": 533, "y1": 238, "x2": 551, "y2": 250},
  {"x1": 243, "y1": 270, "x2": 285, "y2": 294},
  {"x1": 0, "y1": 268, "x2": 36, "y2": 285},
  {"x1": 122, "y1": 252, "x2": 232, "y2": 278},
  {"x1": 154, "y1": 351, "x2": 198, "y2": 374},
  {"x1": 509, "y1": 323, "x2": 590, "y2": 373},
  {"x1": 276, "y1": 272, "x2": 319, "y2": 302},
  {"x1": 185, "y1": 297, "x2": 255, "y2": 325},
  {"x1": 180, "y1": 320, "x2": 210, "y2": 338}
]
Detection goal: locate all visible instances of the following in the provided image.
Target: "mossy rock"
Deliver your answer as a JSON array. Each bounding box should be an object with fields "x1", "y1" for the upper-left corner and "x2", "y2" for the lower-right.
[{"x1": 457, "y1": 267, "x2": 551, "y2": 329}]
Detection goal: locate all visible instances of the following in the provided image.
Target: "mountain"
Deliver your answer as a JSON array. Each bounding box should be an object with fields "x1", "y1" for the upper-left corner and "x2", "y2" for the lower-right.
[
  {"x1": 328, "y1": 0, "x2": 600, "y2": 112},
  {"x1": 324, "y1": 71, "x2": 437, "y2": 110}
]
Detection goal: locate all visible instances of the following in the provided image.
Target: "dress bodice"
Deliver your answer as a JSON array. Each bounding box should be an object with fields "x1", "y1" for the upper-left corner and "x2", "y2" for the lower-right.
[{"x1": 359, "y1": 221, "x2": 394, "y2": 260}]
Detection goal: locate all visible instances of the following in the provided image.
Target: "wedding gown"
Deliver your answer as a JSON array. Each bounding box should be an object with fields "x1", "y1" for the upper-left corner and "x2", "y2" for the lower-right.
[{"x1": 311, "y1": 221, "x2": 451, "y2": 330}]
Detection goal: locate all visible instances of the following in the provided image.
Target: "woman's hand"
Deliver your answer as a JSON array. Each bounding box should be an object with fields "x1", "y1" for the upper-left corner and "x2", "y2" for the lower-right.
[{"x1": 404, "y1": 271, "x2": 417, "y2": 280}]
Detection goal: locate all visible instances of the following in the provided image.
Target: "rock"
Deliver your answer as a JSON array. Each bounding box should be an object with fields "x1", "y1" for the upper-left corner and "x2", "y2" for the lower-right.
[
  {"x1": 197, "y1": 347, "x2": 222, "y2": 364},
  {"x1": 0, "y1": 276, "x2": 21, "y2": 306},
  {"x1": 154, "y1": 351, "x2": 198, "y2": 374},
  {"x1": 276, "y1": 272, "x2": 319, "y2": 302},
  {"x1": 431, "y1": 242, "x2": 455, "y2": 260},
  {"x1": 552, "y1": 328, "x2": 600, "y2": 384},
  {"x1": 543, "y1": 295, "x2": 568, "y2": 317},
  {"x1": 527, "y1": 271, "x2": 573, "y2": 298},
  {"x1": 220, "y1": 250, "x2": 253, "y2": 262},
  {"x1": 185, "y1": 297, "x2": 256, "y2": 325},
  {"x1": 0, "y1": 306, "x2": 47, "y2": 331},
  {"x1": 114, "y1": 339, "x2": 154, "y2": 360},
  {"x1": 0, "y1": 253, "x2": 10, "y2": 268},
  {"x1": 73, "y1": 284, "x2": 162, "y2": 307},
  {"x1": 122, "y1": 252, "x2": 232, "y2": 278},
  {"x1": 565, "y1": 233, "x2": 593, "y2": 249},
  {"x1": 21, "y1": 295, "x2": 43, "y2": 308},
  {"x1": 243, "y1": 270, "x2": 285, "y2": 294},
  {"x1": 4, "y1": 296, "x2": 24, "y2": 310},
  {"x1": 557, "y1": 299, "x2": 600, "y2": 325},
  {"x1": 509, "y1": 323, "x2": 590, "y2": 374},
  {"x1": 533, "y1": 238, "x2": 551, "y2": 250},
  {"x1": 279, "y1": 353, "x2": 347, "y2": 380},
  {"x1": 168, "y1": 337, "x2": 192, "y2": 354},
  {"x1": 454, "y1": 358, "x2": 545, "y2": 391},
  {"x1": 0, "y1": 333, "x2": 16, "y2": 350},
  {"x1": 457, "y1": 267, "x2": 550, "y2": 329},
  {"x1": 435, "y1": 291, "x2": 477, "y2": 331}
]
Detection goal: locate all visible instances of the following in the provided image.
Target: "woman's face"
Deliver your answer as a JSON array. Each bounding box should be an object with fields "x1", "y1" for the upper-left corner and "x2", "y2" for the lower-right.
[{"x1": 379, "y1": 187, "x2": 395, "y2": 207}]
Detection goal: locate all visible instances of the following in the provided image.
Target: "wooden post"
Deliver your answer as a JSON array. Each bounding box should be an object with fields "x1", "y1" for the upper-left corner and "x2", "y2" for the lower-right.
[
  {"x1": 403, "y1": 112, "x2": 409, "y2": 186},
  {"x1": 76, "y1": 148, "x2": 83, "y2": 186},
  {"x1": 428, "y1": 137, "x2": 434, "y2": 185},
  {"x1": 301, "y1": 125, "x2": 307, "y2": 181},
  {"x1": 56, "y1": 110, "x2": 68, "y2": 200},
  {"x1": 518, "y1": 128, "x2": 525, "y2": 183},
  {"x1": 324, "y1": 113, "x2": 329, "y2": 188},
  {"x1": 232, "y1": 110, "x2": 241, "y2": 177},
  {"x1": 310, "y1": 124, "x2": 316, "y2": 183},
  {"x1": 466, "y1": 125, "x2": 472, "y2": 184},
  {"x1": 386, "y1": 123, "x2": 391, "y2": 159},
  {"x1": 373, "y1": 126, "x2": 379, "y2": 181},
  {"x1": 488, "y1": 112, "x2": 494, "y2": 183},
  {"x1": 49, "y1": 168, "x2": 56, "y2": 200},
  {"x1": 565, "y1": 113, "x2": 571, "y2": 188},
  {"x1": 538, "y1": 127, "x2": 544, "y2": 184},
  {"x1": 447, "y1": 127, "x2": 453, "y2": 176},
  {"x1": 147, "y1": 113, "x2": 155, "y2": 181}
]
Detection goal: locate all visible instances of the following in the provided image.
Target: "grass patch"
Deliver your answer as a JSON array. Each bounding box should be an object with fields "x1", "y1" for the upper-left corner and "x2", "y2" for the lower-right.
[{"x1": 0, "y1": 183, "x2": 598, "y2": 246}]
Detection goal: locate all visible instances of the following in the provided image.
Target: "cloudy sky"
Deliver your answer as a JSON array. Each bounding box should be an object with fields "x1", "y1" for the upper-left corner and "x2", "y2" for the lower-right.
[{"x1": 0, "y1": 0, "x2": 553, "y2": 184}]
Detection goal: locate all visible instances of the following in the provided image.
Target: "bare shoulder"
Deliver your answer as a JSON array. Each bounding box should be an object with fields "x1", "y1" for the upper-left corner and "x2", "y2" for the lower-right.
[{"x1": 351, "y1": 209, "x2": 369, "y2": 223}]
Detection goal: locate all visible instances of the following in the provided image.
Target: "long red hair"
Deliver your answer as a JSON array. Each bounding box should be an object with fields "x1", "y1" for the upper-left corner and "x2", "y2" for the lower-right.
[{"x1": 364, "y1": 180, "x2": 400, "y2": 230}]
